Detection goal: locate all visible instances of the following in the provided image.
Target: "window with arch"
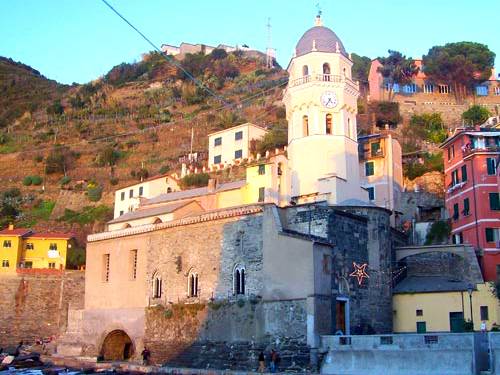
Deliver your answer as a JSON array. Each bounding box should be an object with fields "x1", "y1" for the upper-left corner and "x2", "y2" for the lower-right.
[
  {"x1": 152, "y1": 272, "x2": 162, "y2": 299},
  {"x1": 188, "y1": 271, "x2": 199, "y2": 297},
  {"x1": 347, "y1": 118, "x2": 351, "y2": 138},
  {"x1": 323, "y1": 63, "x2": 331, "y2": 81},
  {"x1": 153, "y1": 217, "x2": 162, "y2": 224},
  {"x1": 167, "y1": 187, "x2": 172, "y2": 193},
  {"x1": 233, "y1": 265, "x2": 246, "y2": 295},
  {"x1": 326, "y1": 114, "x2": 333, "y2": 134},
  {"x1": 302, "y1": 65, "x2": 309, "y2": 77},
  {"x1": 302, "y1": 115, "x2": 309, "y2": 137}
]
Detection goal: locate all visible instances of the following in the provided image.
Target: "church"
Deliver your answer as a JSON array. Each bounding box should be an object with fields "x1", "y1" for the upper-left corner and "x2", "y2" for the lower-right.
[{"x1": 57, "y1": 15, "x2": 401, "y2": 369}]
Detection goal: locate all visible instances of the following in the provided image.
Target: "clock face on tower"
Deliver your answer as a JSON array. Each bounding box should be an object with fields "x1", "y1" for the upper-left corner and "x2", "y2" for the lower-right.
[{"x1": 320, "y1": 91, "x2": 338, "y2": 108}]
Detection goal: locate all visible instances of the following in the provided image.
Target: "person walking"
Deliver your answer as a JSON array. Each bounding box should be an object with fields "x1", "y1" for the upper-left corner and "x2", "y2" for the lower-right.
[
  {"x1": 141, "y1": 347, "x2": 151, "y2": 365},
  {"x1": 258, "y1": 351, "x2": 266, "y2": 373},
  {"x1": 270, "y1": 349, "x2": 277, "y2": 373}
]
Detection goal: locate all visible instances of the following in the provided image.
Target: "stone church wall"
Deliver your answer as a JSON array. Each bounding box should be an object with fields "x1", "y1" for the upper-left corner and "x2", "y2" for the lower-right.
[{"x1": 0, "y1": 271, "x2": 85, "y2": 348}]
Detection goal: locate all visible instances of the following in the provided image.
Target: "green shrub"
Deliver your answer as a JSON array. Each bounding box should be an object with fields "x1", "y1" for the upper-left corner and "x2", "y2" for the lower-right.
[
  {"x1": 110, "y1": 177, "x2": 119, "y2": 186},
  {"x1": 131, "y1": 168, "x2": 149, "y2": 181},
  {"x1": 159, "y1": 165, "x2": 170, "y2": 174},
  {"x1": 462, "y1": 105, "x2": 491, "y2": 126},
  {"x1": 22, "y1": 176, "x2": 33, "y2": 186},
  {"x1": 369, "y1": 101, "x2": 402, "y2": 127},
  {"x1": 33, "y1": 154, "x2": 43, "y2": 163},
  {"x1": 425, "y1": 220, "x2": 451, "y2": 245},
  {"x1": 59, "y1": 176, "x2": 71, "y2": 186},
  {"x1": 58, "y1": 205, "x2": 112, "y2": 226},
  {"x1": 31, "y1": 176, "x2": 42, "y2": 186},
  {"x1": 180, "y1": 173, "x2": 209, "y2": 188},
  {"x1": 66, "y1": 246, "x2": 86, "y2": 269},
  {"x1": 87, "y1": 185, "x2": 103, "y2": 202}
]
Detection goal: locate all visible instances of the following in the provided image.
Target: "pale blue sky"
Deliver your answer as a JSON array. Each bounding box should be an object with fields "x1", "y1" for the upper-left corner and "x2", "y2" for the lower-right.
[{"x1": 1, "y1": 0, "x2": 499, "y2": 84}]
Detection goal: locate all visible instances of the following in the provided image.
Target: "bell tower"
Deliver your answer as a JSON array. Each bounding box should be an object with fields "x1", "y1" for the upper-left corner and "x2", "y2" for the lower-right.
[{"x1": 283, "y1": 15, "x2": 367, "y2": 204}]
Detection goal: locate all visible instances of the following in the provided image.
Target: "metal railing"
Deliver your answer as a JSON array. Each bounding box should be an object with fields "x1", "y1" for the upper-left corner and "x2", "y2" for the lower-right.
[{"x1": 289, "y1": 74, "x2": 359, "y2": 88}]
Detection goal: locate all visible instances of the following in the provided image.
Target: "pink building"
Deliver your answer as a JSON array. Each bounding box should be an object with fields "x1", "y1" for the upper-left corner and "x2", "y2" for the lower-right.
[{"x1": 440, "y1": 128, "x2": 500, "y2": 281}]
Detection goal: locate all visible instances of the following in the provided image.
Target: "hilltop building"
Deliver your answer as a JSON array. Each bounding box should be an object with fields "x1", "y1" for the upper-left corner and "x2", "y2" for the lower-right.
[
  {"x1": 207, "y1": 122, "x2": 268, "y2": 168},
  {"x1": 57, "y1": 15, "x2": 400, "y2": 368},
  {"x1": 0, "y1": 225, "x2": 74, "y2": 274},
  {"x1": 161, "y1": 42, "x2": 248, "y2": 57},
  {"x1": 440, "y1": 128, "x2": 500, "y2": 281}
]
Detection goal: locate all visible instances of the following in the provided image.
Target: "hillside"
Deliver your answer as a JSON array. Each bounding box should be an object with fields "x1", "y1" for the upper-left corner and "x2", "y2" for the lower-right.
[{"x1": 0, "y1": 49, "x2": 288, "y2": 244}]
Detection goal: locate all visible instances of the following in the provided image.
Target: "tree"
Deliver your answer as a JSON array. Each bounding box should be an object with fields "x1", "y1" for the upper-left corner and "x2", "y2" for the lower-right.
[
  {"x1": 369, "y1": 101, "x2": 402, "y2": 127},
  {"x1": 423, "y1": 42, "x2": 495, "y2": 102},
  {"x1": 462, "y1": 105, "x2": 491, "y2": 126},
  {"x1": 210, "y1": 48, "x2": 228, "y2": 60},
  {"x1": 377, "y1": 50, "x2": 419, "y2": 101},
  {"x1": 255, "y1": 123, "x2": 288, "y2": 153},
  {"x1": 45, "y1": 145, "x2": 75, "y2": 175},
  {"x1": 351, "y1": 53, "x2": 371, "y2": 82},
  {"x1": 46, "y1": 100, "x2": 64, "y2": 116},
  {"x1": 409, "y1": 113, "x2": 447, "y2": 144}
]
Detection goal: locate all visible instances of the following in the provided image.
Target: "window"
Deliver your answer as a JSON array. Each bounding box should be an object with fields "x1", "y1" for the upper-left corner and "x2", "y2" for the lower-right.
[
  {"x1": 302, "y1": 115, "x2": 309, "y2": 137},
  {"x1": 423, "y1": 83, "x2": 434, "y2": 93},
  {"x1": 480, "y1": 306, "x2": 489, "y2": 321},
  {"x1": 452, "y1": 203, "x2": 459, "y2": 221},
  {"x1": 167, "y1": 187, "x2": 172, "y2": 193},
  {"x1": 234, "y1": 149, "x2": 243, "y2": 159},
  {"x1": 214, "y1": 155, "x2": 221, "y2": 165},
  {"x1": 214, "y1": 137, "x2": 222, "y2": 146},
  {"x1": 130, "y1": 250, "x2": 138, "y2": 280},
  {"x1": 326, "y1": 114, "x2": 332, "y2": 134},
  {"x1": 495, "y1": 87, "x2": 500, "y2": 96},
  {"x1": 302, "y1": 65, "x2": 309, "y2": 76},
  {"x1": 24, "y1": 261, "x2": 33, "y2": 269},
  {"x1": 49, "y1": 243, "x2": 58, "y2": 251},
  {"x1": 258, "y1": 164, "x2": 265, "y2": 175},
  {"x1": 448, "y1": 145, "x2": 455, "y2": 161},
  {"x1": 461, "y1": 165, "x2": 467, "y2": 182},
  {"x1": 365, "y1": 162, "x2": 374, "y2": 176},
  {"x1": 416, "y1": 309, "x2": 423, "y2": 316},
  {"x1": 487, "y1": 158, "x2": 497, "y2": 175},
  {"x1": 152, "y1": 272, "x2": 162, "y2": 298},
  {"x1": 102, "y1": 254, "x2": 110, "y2": 282},
  {"x1": 490, "y1": 193, "x2": 500, "y2": 210},
  {"x1": 235, "y1": 131, "x2": 243, "y2": 141},
  {"x1": 26, "y1": 243, "x2": 34, "y2": 250},
  {"x1": 463, "y1": 198, "x2": 470, "y2": 216},
  {"x1": 392, "y1": 83, "x2": 400, "y2": 93},
  {"x1": 48, "y1": 262, "x2": 56, "y2": 269},
  {"x1": 367, "y1": 187, "x2": 375, "y2": 201},
  {"x1": 3, "y1": 240, "x2": 11, "y2": 248},
  {"x1": 2, "y1": 260, "x2": 9, "y2": 268},
  {"x1": 476, "y1": 86, "x2": 488, "y2": 96},
  {"x1": 371, "y1": 142, "x2": 381, "y2": 157},
  {"x1": 451, "y1": 170, "x2": 459, "y2": 186},
  {"x1": 403, "y1": 83, "x2": 417, "y2": 94},
  {"x1": 485, "y1": 228, "x2": 499, "y2": 243},
  {"x1": 416, "y1": 321, "x2": 427, "y2": 333},
  {"x1": 188, "y1": 271, "x2": 199, "y2": 297},
  {"x1": 452, "y1": 232, "x2": 463, "y2": 244},
  {"x1": 438, "y1": 84, "x2": 450, "y2": 94},
  {"x1": 233, "y1": 265, "x2": 246, "y2": 295},
  {"x1": 120, "y1": 192, "x2": 125, "y2": 201},
  {"x1": 258, "y1": 187, "x2": 265, "y2": 203},
  {"x1": 120, "y1": 210, "x2": 124, "y2": 216},
  {"x1": 139, "y1": 186, "x2": 144, "y2": 196},
  {"x1": 129, "y1": 189, "x2": 133, "y2": 198}
]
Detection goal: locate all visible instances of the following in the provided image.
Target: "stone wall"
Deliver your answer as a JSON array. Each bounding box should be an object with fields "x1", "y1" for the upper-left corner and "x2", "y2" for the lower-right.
[
  {"x1": 0, "y1": 271, "x2": 85, "y2": 347},
  {"x1": 144, "y1": 299, "x2": 309, "y2": 370}
]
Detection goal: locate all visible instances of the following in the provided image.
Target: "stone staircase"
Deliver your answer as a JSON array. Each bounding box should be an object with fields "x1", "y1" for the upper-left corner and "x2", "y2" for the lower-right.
[{"x1": 56, "y1": 309, "x2": 84, "y2": 357}]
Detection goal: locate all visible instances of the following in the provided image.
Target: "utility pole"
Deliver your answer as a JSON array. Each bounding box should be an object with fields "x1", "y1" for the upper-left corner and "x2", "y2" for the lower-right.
[{"x1": 265, "y1": 18, "x2": 275, "y2": 69}]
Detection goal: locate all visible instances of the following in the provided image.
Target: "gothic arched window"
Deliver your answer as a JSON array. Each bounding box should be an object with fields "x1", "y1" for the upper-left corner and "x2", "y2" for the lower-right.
[
  {"x1": 233, "y1": 265, "x2": 245, "y2": 295},
  {"x1": 152, "y1": 272, "x2": 162, "y2": 299},
  {"x1": 302, "y1": 115, "x2": 309, "y2": 137},
  {"x1": 323, "y1": 63, "x2": 331, "y2": 81},
  {"x1": 188, "y1": 271, "x2": 199, "y2": 297},
  {"x1": 302, "y1": 65, "x2": 309, "y2": 77},
  {"x1": 326, "y1": 114, "x2": 333, "y2": 134}
]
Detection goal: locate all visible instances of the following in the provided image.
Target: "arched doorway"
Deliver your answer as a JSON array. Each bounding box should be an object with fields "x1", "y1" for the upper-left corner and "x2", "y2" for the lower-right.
[{"x1": 101, "y1": 330, "x2": 134, "y2": 361}]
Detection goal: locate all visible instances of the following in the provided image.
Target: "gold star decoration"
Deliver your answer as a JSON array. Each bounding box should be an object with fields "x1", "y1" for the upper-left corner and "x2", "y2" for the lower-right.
[{"x1": 349, "y1": 262, "x2": 369, "y2": 286}]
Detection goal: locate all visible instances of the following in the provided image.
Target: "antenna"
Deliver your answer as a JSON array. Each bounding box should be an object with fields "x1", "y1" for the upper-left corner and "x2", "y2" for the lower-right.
[{"x1": 265, "y1": 17, "x2": 275, "y2": 69}]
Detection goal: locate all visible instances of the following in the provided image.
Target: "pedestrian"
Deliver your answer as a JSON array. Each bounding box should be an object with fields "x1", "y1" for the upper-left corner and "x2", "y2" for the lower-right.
[
  {"x1": 270, "y1": 349, "x2": 277, "y2": 373},
  {"x1": 258, "y1": 351, "x2": 265, "y2": 373},
  {"x1": 141, "y1": 347, "x2": 151, "y2": 365},
  {"x1": 481, "y1": 320, "x2": 487, "y2": 332}
]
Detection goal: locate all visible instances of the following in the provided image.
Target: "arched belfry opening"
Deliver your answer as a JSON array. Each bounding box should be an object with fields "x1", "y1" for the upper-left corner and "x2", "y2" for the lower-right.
[{"x1": 101, "y1": 330, "x2": 134, "y2": 361}]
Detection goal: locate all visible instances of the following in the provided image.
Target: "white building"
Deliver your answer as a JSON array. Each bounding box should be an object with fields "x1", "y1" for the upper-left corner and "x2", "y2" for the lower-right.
[
  {"x1": 282, "y1": 15, "x2": 367, "y2": 204},
  {"x1": 207, "y1": 123, "x2": 268, "y2": 168},
  {"x1": 113, "y1": 175, "x2": 180, "y2": 219}
]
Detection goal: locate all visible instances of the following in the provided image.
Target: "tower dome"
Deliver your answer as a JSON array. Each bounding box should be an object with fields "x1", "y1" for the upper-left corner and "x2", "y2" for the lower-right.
[{"x1": 295, "y1": 19, "x2": 347, "y2": 57}]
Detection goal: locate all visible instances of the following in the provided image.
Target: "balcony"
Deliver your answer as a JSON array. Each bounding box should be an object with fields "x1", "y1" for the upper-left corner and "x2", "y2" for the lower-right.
[
  {"x1": 446, "y1": 181, "x2": 467, "y2": 195},
  {"x1": 289, "y1": 74, "x2": 359, "y2": 89},
  {"x1": 462, "y1": 144, "x2": 500, "y2": 157},
  {"x1": 359, "y1": 147, "x2": 385, "y2": 161}
]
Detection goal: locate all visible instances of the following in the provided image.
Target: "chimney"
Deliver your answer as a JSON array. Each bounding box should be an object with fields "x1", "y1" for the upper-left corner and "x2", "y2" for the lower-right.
[
  {"x1": 8, "y1": 223, "x2": 14, "y2": 231},
  {"x1": 207, "y1": 178, "x2": 217, "y2": 193}
]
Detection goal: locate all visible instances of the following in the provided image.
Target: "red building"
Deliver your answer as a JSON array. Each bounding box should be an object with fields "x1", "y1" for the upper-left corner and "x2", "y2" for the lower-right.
[{"x1": 440, "y1": 128, "x2": 500, "y2": 280}]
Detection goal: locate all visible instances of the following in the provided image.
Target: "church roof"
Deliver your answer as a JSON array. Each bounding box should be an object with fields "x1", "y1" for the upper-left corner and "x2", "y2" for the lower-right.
[{"x1": 295, "y1": 26, "x2": 347, "y2": 57}]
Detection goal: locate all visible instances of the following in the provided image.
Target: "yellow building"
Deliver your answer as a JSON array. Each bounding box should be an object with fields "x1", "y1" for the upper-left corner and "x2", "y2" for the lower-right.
[
  {"x1": 0, "y1": 225, "x2": 74, "y2": 274},
  {"x1": 393, "y1": 277, "x2": 499, "y2": 333}
]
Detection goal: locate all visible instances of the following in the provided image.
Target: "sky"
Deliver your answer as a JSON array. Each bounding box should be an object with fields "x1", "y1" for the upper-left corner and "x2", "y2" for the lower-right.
[{"x1": 1, "y1": 0, "x2": 499, "y2": 84}]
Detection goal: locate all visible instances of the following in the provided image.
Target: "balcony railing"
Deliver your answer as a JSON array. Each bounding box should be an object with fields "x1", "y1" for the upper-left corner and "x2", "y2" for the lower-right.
[
  {"x1": 289, "y1": 74, "x2": 358, "y2": 88},
  {"x1": 462, "y1": 144, "x2": 500, "y2": 157}
]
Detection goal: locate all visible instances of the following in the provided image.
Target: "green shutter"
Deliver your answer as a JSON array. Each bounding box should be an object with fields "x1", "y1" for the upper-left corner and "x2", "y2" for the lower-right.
[
  {"x1": 487, "y1": 158, "x2": 496, "y2": 175},
  {"x1": 463, "y1": 198, "x2": 470, "y2": 215},
  {"x1": 485, "y1": 228, "x2": 494, "y2": 243},
  {"x1": 490, "y1": 193, "x2": 500, "y2": 210},
  {"x1": 461, "y1": 165, "x2": 467, "y2": 182},
  {"x1": 453, "y1": 203, "x2": 459, "y2": 219},
  {"x1": 365, "y1": 162, "x2": 374, "y2": 176}
]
